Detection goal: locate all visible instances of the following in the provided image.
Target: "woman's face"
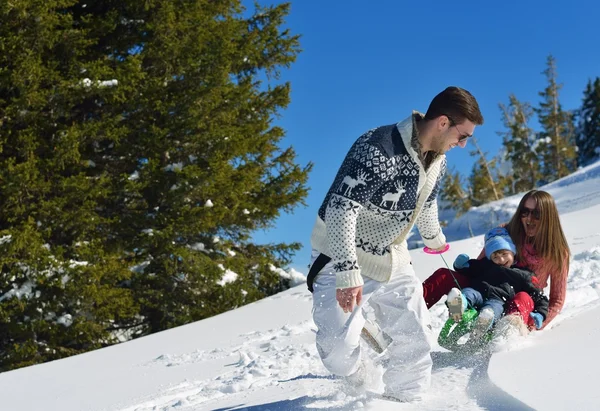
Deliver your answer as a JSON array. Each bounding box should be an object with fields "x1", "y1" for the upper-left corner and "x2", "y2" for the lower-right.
[{"x1": 521, "y1": 197, "x2": 540, "y2": 238}]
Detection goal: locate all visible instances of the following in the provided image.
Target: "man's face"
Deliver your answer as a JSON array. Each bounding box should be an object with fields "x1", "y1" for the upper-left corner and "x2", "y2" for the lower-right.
[{"x1": 432, "y1": 117, "x2": 476, "y2": 154}]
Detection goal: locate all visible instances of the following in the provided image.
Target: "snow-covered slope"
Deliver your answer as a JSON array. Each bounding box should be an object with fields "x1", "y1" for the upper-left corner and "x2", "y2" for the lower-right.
[{"x1": 2, "y1": 161, "x2": 600, "y2": 411}]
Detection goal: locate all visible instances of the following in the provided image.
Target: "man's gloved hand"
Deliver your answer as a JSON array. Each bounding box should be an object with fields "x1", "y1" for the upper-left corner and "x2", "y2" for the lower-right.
[
  {"x1": 530, "y1": 312, "x2": 544, "y2": 330},
  {"x1": 453, "y1": 253, "x2": 470, "y2": 270}
]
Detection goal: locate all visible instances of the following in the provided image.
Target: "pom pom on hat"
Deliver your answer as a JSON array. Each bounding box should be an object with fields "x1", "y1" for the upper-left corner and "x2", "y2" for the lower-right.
[{"x1": 484, "y1": 227, "x2": 516, "y2": 259}]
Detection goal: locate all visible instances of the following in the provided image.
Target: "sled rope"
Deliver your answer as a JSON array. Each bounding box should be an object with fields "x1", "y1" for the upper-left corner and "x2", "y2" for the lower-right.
[
  {"x1": 438, "y1": 253, "x2": 464, "y2": 291},
  {"x1": 437, "y1": 253, "x2": 475, "y2": 311}
]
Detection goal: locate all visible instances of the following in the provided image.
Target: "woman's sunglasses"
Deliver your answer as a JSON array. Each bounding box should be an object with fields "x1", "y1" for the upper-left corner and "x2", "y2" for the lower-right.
[{"x1": 520, "y1": 206, "x2": 541, "y2": 220}]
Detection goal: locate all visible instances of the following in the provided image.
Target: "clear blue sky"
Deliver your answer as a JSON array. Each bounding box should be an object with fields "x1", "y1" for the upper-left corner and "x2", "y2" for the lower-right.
[{"x1": 250, "y1": 0, "x2": 600, "y2": 272}]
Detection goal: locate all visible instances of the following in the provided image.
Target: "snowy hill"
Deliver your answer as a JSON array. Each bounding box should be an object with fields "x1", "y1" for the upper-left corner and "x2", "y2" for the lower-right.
[
  {"x1": 2, "y1": 160, "x2": 600, "y2": 410},
  {"x1": 431, "y1": 159, "x2": 600, "y2": 243}
]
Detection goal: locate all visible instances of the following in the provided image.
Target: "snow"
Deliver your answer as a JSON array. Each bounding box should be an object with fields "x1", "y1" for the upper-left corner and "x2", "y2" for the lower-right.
[
  {"x1": 130, "y1": 261, "x2": 151, "y2": 273},
  {"x1": 430, "y1": 157, "x2": 600, "y2": 243},
  {"x1": 489, "y1": 304, "x2": 600, "y2": 410},
  {"x1": 2, "y1": 160, "x2": 600, "y2": 410},
  {"x1": 164, "y1": 162, "x2": 184, "y2": 172},
  {"x1": 189, "y1": 242, "x2": 206, "y2": 252},
  {"x1": 269, "y1": 264, "x2": 306, "y2": 287},
  {"x1": 56, "y1": 314, "x2": 74, "y2": 327},
  {"x1": 216, "y1": 264, "x2": 238, "y2": 286},
  {"x1": 0, "y1": 280, "x2": 35, "y2": 302},
  {"x1": 98, "y1": 79, "x2": 118, "y2": 88},
  {"x1": 80, "y1": 78, "x2": 119, "y2": 88}
]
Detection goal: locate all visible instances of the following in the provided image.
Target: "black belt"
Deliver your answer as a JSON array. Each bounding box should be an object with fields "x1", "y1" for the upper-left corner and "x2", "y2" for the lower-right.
[{"x1": 306, "y1": 253, "x2": 331, "y2": 293}]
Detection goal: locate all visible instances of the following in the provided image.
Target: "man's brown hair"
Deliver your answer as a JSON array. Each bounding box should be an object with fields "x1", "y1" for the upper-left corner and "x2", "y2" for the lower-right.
[{"x1": 424, "y1": 86, "x2": 484, "y2": 125}]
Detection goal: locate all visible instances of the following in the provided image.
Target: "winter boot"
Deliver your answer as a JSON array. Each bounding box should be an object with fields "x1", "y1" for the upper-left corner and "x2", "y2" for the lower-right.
[
  {"x1": 493, "y1": 313, "x2": 529, "y2": 339},
  {"x1": 361, "y1": 318, "x2": 393, "y2": 354},
  {"x1": 446, "y1": 287, "x2": 467, "y2": 322},
  {"x1": 469, "y1": 307, "x2": 495, "y2": 341},
  {"x1": 342, "y1": 356, "x2": 378, "y2": 395}
]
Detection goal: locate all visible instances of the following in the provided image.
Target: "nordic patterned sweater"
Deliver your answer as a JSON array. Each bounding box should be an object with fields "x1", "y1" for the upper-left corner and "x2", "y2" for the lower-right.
[{"x1": 310, "y1": 113, "x2": 447, "y2": 289}]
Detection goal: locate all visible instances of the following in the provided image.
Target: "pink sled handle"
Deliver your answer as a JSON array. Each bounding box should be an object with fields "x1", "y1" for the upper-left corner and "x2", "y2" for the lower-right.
[{"x1": 423, "y1": 243, "x2": 450, "y2": 255}]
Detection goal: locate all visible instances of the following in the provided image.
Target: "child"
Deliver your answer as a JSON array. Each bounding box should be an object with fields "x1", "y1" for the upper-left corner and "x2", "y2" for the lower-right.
[{"x1": 446, "y1": 227, "x2": 549, "y2": 341}]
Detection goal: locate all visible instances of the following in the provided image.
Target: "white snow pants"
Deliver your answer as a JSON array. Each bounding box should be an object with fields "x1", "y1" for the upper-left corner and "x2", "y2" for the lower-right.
[{"x1": 311, "y1": 251, "x2": 433, "y2": 399}]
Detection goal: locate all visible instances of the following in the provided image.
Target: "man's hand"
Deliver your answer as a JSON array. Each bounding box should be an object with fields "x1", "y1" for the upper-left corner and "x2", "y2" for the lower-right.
[
  {"x1": 336, "y1": 286, "x2": 363, "y2": 313},
  {"x1": 433, "y1": 244, "x2": 448, "y2": 252}
]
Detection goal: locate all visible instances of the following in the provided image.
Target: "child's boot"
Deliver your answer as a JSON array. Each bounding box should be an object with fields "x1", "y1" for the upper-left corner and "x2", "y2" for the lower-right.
[
  {"x1": 446, "y1": 287, "x2": 467, "y2": 322},
  {"x1": 470, "y1": 307, "x2": 495, "y2": 340},
  {"x1": 494, "y1": 313, "x2": 528, "y2": 338}
]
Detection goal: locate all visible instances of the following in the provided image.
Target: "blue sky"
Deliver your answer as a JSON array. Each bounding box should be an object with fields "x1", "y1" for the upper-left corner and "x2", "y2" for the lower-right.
[{"x1": 250, "y1": 0, "x2": 600, "y2": 272}]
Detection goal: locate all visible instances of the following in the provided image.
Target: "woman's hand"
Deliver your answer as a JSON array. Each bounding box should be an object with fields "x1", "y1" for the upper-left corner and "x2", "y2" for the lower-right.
[{"x1": 529, "y1": 312, "x2": 544, "y2": 329}]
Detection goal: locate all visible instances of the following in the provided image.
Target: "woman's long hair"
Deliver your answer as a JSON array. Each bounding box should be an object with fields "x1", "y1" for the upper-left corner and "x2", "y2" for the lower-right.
[{"x1": 506, "y1": 190, "x2": 570, "y2": 274}]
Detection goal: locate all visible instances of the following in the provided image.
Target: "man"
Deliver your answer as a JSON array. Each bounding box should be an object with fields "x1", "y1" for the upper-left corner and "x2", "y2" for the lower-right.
[{"x1": 306, "y1": 86, "x2": 483, "y2": 402}]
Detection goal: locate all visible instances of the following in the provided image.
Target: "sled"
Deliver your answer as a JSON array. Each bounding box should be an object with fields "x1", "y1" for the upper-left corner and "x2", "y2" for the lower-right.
[{"x1": 437, "y1": 308, "x2": 492, "y2": 352}]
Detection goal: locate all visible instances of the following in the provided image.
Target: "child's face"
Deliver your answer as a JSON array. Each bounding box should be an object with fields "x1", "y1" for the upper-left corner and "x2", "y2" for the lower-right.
[{"x1": 491, "y1": 250, "x2": 514, "y2": 267}]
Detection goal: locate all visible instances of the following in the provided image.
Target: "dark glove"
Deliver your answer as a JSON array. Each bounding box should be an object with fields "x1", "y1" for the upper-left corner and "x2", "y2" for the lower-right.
[
  {"x1": 530, "y1": 312, "x2": 544, "y2": 330},
  {"x1": 453, "y1": 254, "x2": 470, "y2": 270}
]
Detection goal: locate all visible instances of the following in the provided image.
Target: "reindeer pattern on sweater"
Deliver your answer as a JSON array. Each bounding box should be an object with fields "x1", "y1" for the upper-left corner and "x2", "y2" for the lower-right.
[{"x1": 311, "y1": 114, "x2": 447, "y2": 288}]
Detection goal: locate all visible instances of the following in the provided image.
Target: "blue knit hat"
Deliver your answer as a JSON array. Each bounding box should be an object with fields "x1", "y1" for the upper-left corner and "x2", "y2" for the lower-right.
[{"x1": 484, "y1": 227, "x2": 516, "y2": 259}]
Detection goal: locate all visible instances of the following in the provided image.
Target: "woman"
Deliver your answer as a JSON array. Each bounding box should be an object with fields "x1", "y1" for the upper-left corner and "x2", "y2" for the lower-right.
[{"x1": 422, "y1": 190, "x2": 570, "y2": 330}]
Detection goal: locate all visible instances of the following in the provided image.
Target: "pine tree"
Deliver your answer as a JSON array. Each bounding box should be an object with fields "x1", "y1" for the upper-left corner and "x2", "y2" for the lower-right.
[
  {"x1": 440, "y1": 166, "x2": 471, "y2": 217},
  {"x1": 0, "y1": 0, "x2": 141, "y2": 371},
  {"x1": 535, "y1": 55, "x2": 578, "y2": 182},
  {"x1": 466, "y1": 154, "x2": 505, "y2": 231},
  {"x1": 576, "y1": 77, "x2": 600, "y2": 166},
  {"x1": 467, "y1": 137, "x2": 503, "y2": 207},
  {"x1": 0, "y1": 0, "x2": 309, "y2": 369},
  {"x1": 498, "y1": 94, "x2": 542, "y2": 194}
]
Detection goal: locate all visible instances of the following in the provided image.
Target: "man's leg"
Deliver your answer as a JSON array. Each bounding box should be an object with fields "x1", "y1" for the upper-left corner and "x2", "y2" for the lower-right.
[
  {"x1": 422, "y1": 268, "x2": 471, "y2": 309},
  {"x1": 311, "y1": 258, "x2": 381, "y2": 377},
  {"x1": 370, "y1": 264, "x2": 432, "y2": 401}
]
